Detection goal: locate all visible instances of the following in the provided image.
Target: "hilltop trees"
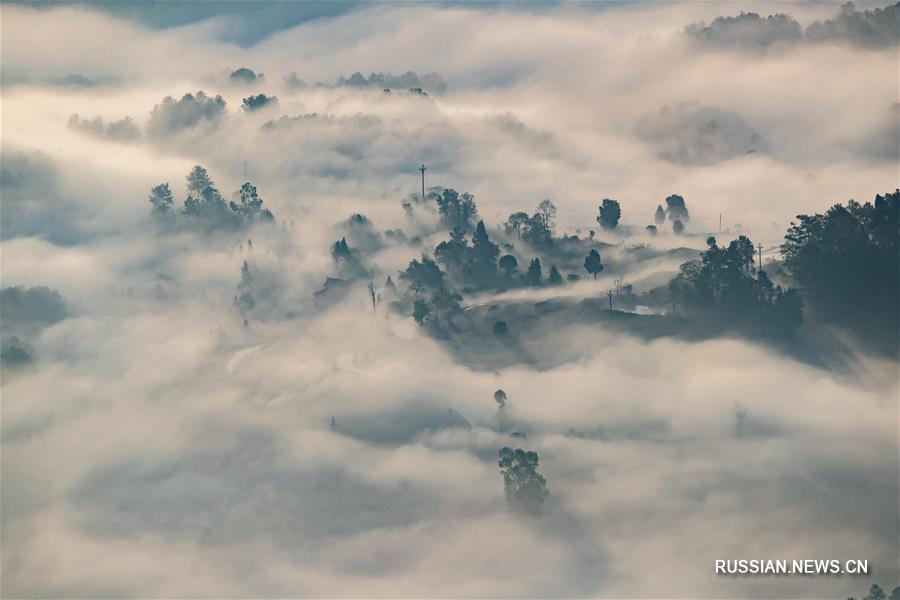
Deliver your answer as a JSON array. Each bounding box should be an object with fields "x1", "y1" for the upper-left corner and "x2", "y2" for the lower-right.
[
  {"x1": 597, "y1": 198, "x2": 621, "y2": 230},
  {"x1": 781, "y1": 191, "x2": 899, "y2": 352},
  {"x1": 498, "y1": 447, "x2": 549, "y2": 517},
  {"x1": 435, "y1": 188, "x2": 478, "y2": 231},
  {"x1": 668, "y1": 234, "x2": 802, "y2": 334},
  {"x1": 148, "y1": 165, "x2": 275, "y2": 232}
]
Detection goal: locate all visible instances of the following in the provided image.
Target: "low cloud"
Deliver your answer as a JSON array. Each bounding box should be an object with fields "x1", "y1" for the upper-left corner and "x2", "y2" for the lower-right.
[{"x1": 635, "y1": 101, "x2": 766, "y2": 166}]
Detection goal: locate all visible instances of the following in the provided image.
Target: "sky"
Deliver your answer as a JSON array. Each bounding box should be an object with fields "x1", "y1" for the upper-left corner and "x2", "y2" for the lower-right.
[{"x1": 1, "y1": 1, "x2": 898, "y2": 598}]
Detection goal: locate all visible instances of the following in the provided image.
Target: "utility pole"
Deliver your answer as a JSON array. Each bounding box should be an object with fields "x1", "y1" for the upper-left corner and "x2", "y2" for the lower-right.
[
  {"x1": 330, "y1": 416, "x2": 336, "y2": 431},
  {"x1": 607, "y1": 289, "x2": 613, "y2": 315},
  {"x1": 719, "y1": 213, "x2": 722, "y2": 234},
  {"x1": 758, "y1": 243, "x2": 763, "y2": 272},
  {"x1": 419, "y1": 164, "x2": 426, "y2": 201}
]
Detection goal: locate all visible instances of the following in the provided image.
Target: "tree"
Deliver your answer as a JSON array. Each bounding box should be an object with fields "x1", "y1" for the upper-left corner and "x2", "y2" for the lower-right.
[
  {"x1": 467, "y1": 220, "x2": 500, "y2": 281},
  {"x1": 524, "y1": 258, "x2": 543, "y2": 286},
  {"x1": 536, "y1": 199, "x2": 557, "y2": 233},
  {"x1": 505, "y1": 212, "x2": 530, "y2": 237},
  {"x1": 186, "y1": 166, "x2": 214, "y2": 201},
  {"x1": 400, "y1": 255, "x2": 445, "y2": 295},
  {"x1": 654, "y1": 204, "x2": 666, "y2": 224},
  {"x1": 672, "y1": 219, "x2": 685, "y2": 235},
  {"x1": 148, "y1": 183, "x2": 174, "y2": 214},
  {"x1": 547, "y1": 264, "x2": 563, "y2": 285},
  {"x1": 665, "y1": 194, "x2": 690, "y2": 222},
  {"x1": 499, "y1": 254, "x2": 518, "y2": 277},
  {"x1": 645, "y1": 225, "x2": 658, "y2": 235},
  {"x1": 229, "y1": 182, "x2": 274, "y2": 222},
  {"x1": 434, "y1": 227, "x2": 469, "y2": 268},
  {"x1": 521, "y1": 214, "x2": 552, "y2": 246},
  {"x1": 597, "y1": 198, "x2": 621, "y2": 230},
  {"x1": 584, "y1": 249, "x2": 603, "y2": 279},
  {"x1": 498, "y1": 447, "x2": 548, "y2": 517},
  {"x1": 435, "y1": 188, "x2": 478, "y2": 231}
]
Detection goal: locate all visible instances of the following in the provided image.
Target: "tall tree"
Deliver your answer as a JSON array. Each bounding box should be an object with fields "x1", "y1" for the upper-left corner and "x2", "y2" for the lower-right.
[{"x1": 536, "y1": 199, "x2": 557, "y2": 233}]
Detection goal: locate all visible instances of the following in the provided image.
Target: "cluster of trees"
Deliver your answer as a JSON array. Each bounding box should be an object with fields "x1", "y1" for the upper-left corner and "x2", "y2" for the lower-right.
[
  {"x1": 504, "y1": 199, "x2": 556, "y2": 246},
  {"x1": 148, "y1": 166, "x2": 275, "y2": 232},
  {"x1": 650, "y1": 194, "x2": 690, "y2": 235},
  {"x1": 782, "y1": 191, "x2": 898, "y2": 352},
  {"x1": 241, "y1": 94, "x2": 277, "y2": 111},
  {"x1": 668, "y1": 235, "x2": 803, "y2": 334},
  {"x1": 498, "y1": 447, "x2": 548, "y2": 517},
  {"x1": 435, "y1": 188, "x2": 479, "y2": 231}
]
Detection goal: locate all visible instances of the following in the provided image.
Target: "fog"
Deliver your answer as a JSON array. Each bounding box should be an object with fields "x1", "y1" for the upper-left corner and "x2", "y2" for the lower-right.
[{"x1": 1, "y1": 2, "x2": 897, "y2": 598}]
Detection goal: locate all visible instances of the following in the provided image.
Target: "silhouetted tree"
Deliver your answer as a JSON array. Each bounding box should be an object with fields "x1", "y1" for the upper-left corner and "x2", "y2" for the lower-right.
[
  {"x1": 186, "y1": 165, "x2": 214, "y2": 201},
  {"x1": 654, "y1": 204, "x2": 666, "y2": 224},
  {"x1": 466, "y1": 220, "x2": 500, "y2": 281},
  {"x1": 435, "y1": 188, "x2": 478, "y2": 231},
  {"x1": 524, "y1": 258, "x2": 543, "y2": 286},
  {"x1": 665, "y1": 194, "x2": 690, "y2": 222},
  {"x1": 499, "y1": 254, "x2": 518, "y2": 276},
  {"x1": 434, "y1": 227, "x2": 469, "y2": 268},
  {"x1": 505, "y1": 212, "x2": 530, "y2": 237},
  {"x1": 498, "y1": 447, "x2": 548, "y2": 517},
  {"x1": 597, "y1": 198, "x2": 621, "y2": 230},
  {"x1": 547, "y1": 264, "x2": 563, "y2": 285},
  {"x1": 584, "y1": 249, "x2": 603, "y2": 279},
  {"x1": 645, "y1": 225, "x2": 658, "y2": 235},
  {"x1": 536, "y1": 199, "x2": 557, "y2": 233},
  {"x1": 672, "y1": 219, "x2": 685, "y2": 235},
  {"x1": 148, "y1": 183, "x2": 174, "y2": 214},
  {"x1": 521, "y1": 214, "x2": 552, "y2": 246},
  {"x1": 400, "y1": 255, "x2": 445, "y2": 296}
]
